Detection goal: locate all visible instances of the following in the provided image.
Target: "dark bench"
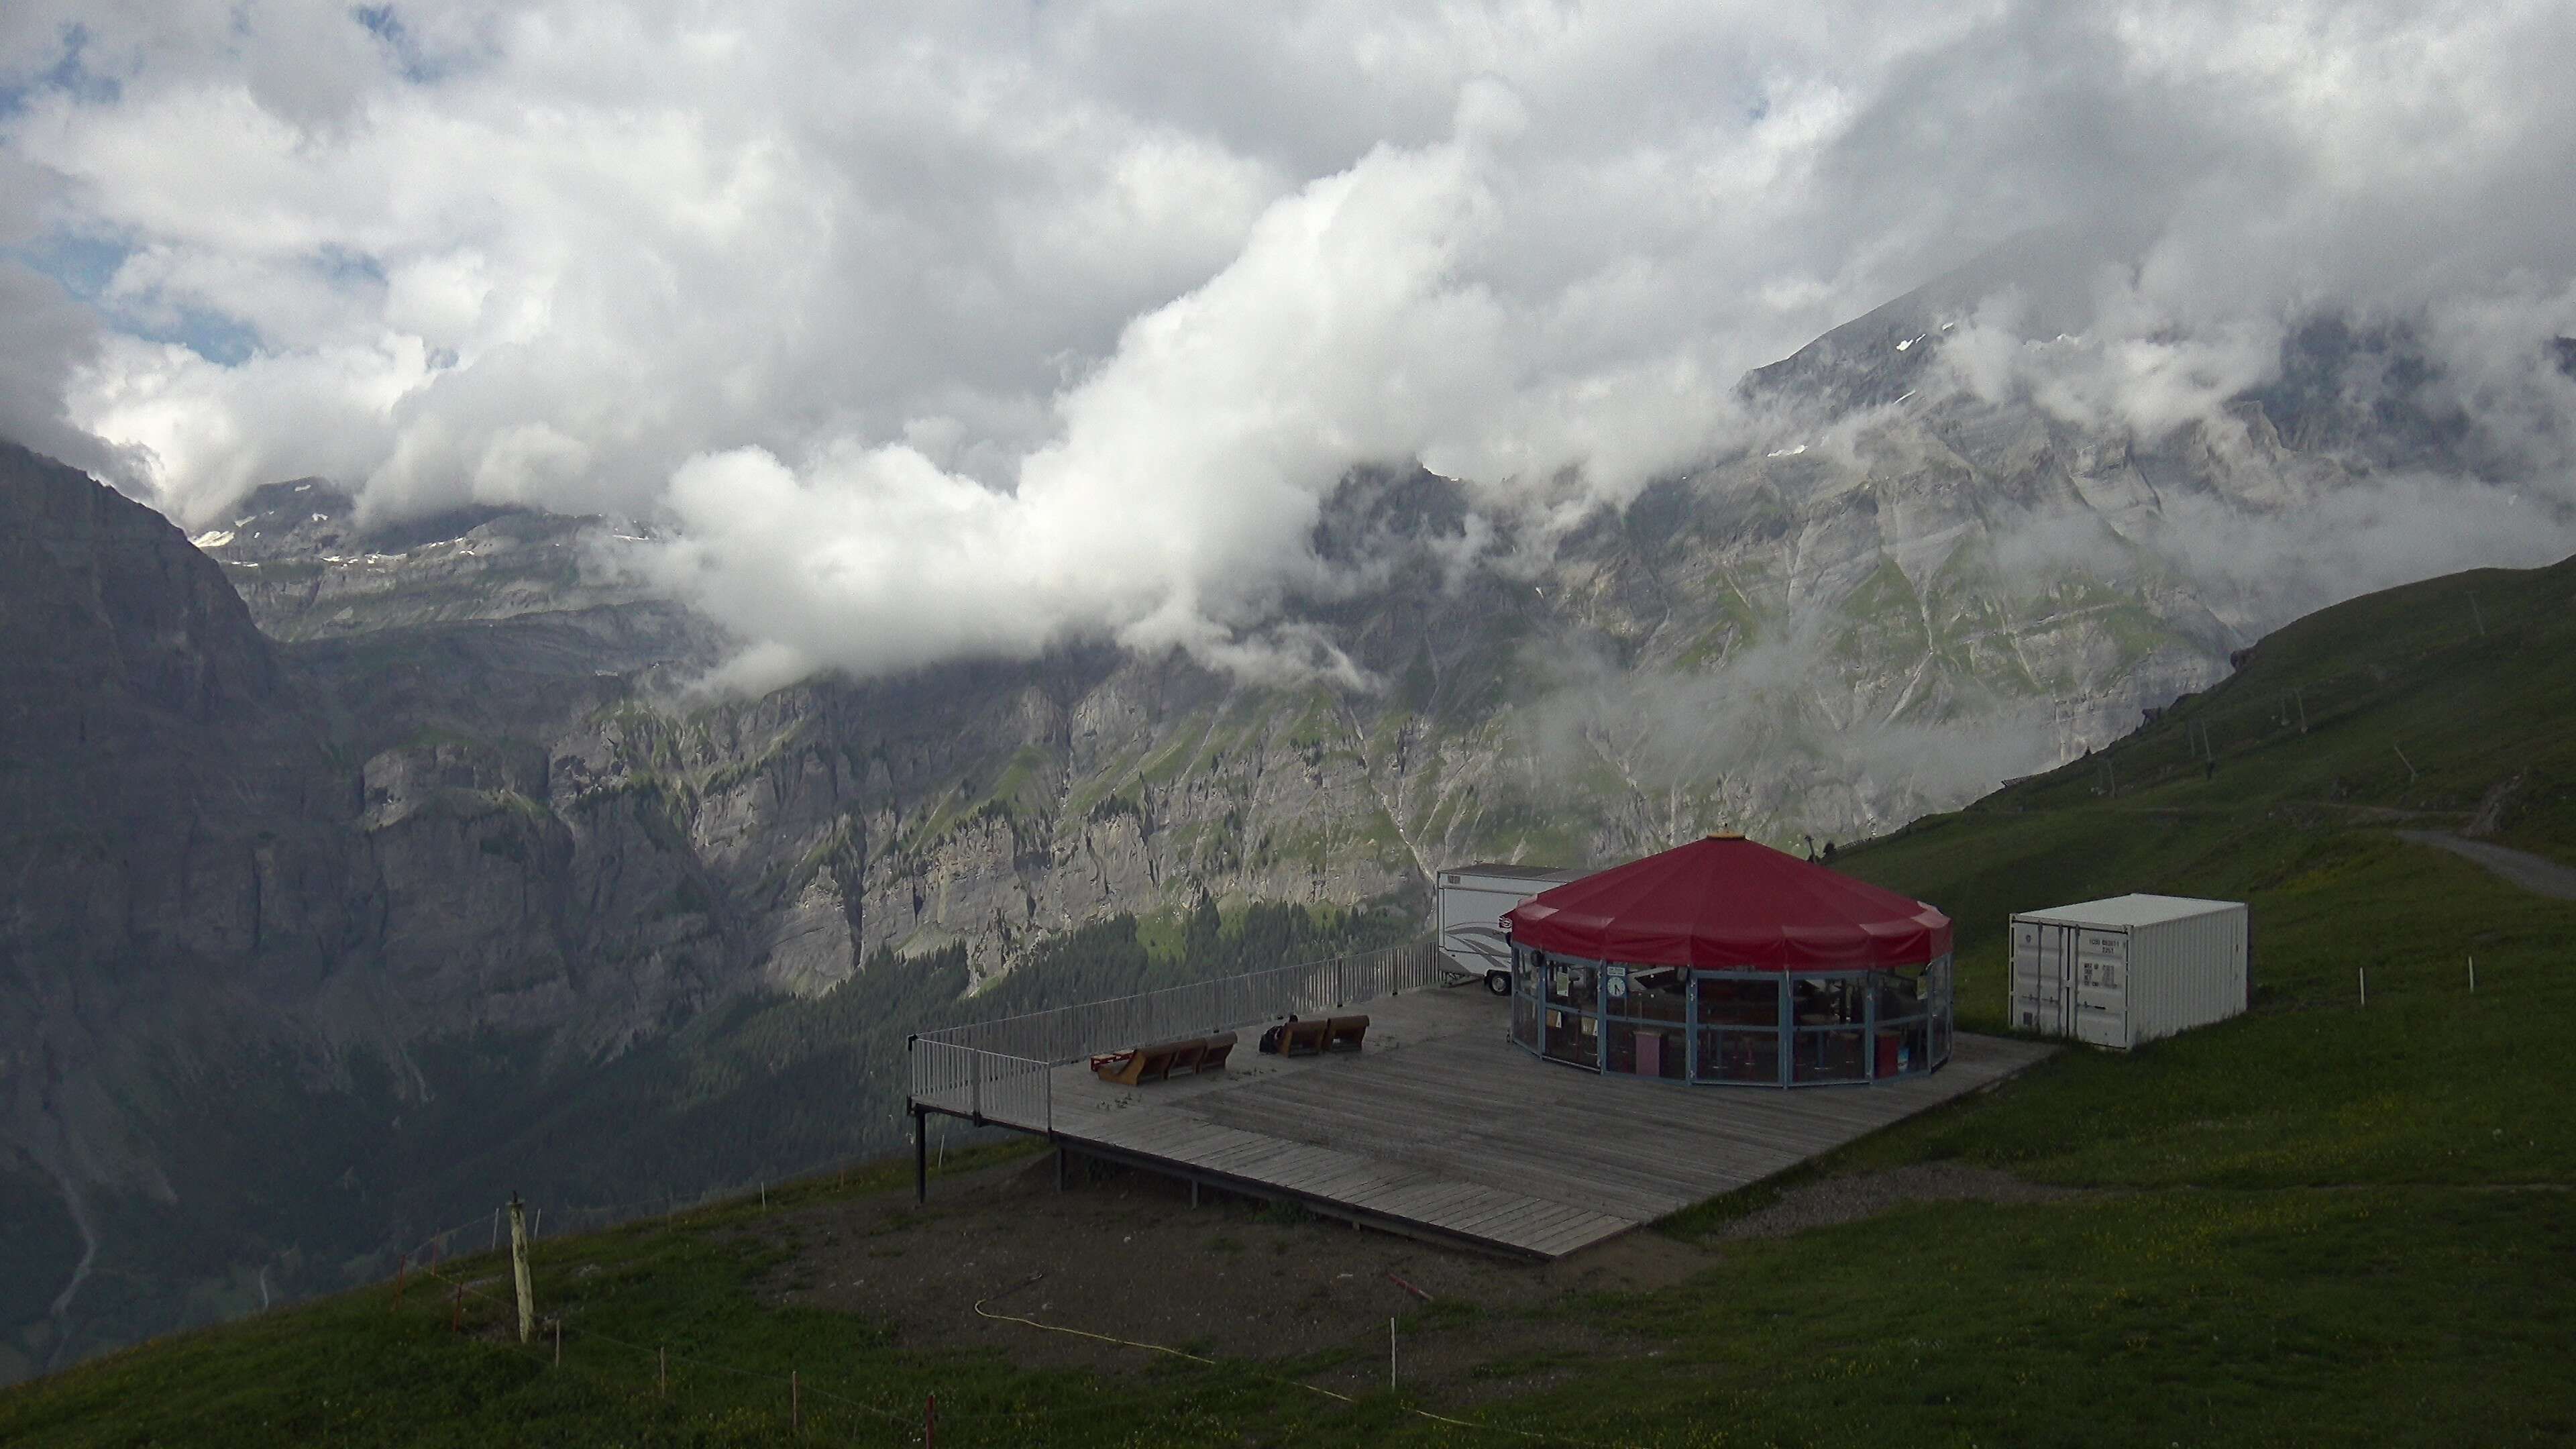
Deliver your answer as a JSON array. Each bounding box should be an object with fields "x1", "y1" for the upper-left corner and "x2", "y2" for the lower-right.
[
  {"x1": 1091, "y1": 1032, "x2": 1237, "y2": 1085},
  {"x1": 1263, "y1": 1014, "x2": 1368, "y2": 1057},
  {"x1": 1273, "y1": 1018, "x2": 1332, "y2": 1057}
]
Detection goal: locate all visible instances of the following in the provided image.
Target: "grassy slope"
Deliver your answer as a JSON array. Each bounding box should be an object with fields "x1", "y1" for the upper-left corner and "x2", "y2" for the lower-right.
[{"x1": 5, "y1": 559, "x2": 2573, "y2": 1447}]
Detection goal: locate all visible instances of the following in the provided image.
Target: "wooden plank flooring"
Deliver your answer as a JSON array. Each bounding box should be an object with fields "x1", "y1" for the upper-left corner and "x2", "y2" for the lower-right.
[{"x1": 914, "y1": 989, "x2": 2054, "y2": 1258}]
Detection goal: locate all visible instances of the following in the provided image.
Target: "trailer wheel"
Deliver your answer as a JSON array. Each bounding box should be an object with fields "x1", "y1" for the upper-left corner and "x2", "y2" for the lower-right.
[{"x1": 1485, "y1": 971, "x2": 1511, "y2": 996}]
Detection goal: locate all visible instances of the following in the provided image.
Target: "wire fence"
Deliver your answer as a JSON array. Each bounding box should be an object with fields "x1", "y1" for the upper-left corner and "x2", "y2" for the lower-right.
[
  {"x1": 398, "y1": 1241, "x2": 1623, "y2": 1448},
  {"x1": 405, "y1": 1255, "x2": 1063, "y2": 1441},
  {"x1": 385, "y1": 1161, "x2": 878, "y2": 1275}
]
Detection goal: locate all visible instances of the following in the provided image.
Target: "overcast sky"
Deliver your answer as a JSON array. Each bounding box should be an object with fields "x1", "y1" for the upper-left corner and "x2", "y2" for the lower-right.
[{"x1": 5, "y1": 1, "x2": 2574, "y2": 685}]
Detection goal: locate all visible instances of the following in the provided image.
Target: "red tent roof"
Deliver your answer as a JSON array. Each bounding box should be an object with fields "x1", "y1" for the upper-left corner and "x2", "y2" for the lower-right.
[{"x1": 1503, "y1": 834, "x2": 1951, "y2": 971}]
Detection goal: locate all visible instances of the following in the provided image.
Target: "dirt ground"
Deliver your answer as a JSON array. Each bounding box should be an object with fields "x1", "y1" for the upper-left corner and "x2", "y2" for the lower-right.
[
  {"x1": 755, "y1": 1151, "x2": 1711, "y2": 1402},
  {"x1": 753, "y1": 1150, "x2": 2084, "y2": 1404}
]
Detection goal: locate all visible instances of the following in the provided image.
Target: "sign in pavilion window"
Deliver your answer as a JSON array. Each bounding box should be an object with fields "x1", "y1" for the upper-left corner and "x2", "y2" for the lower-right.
[{"x1": 1542, "y1": 957, "x2": 1598, "y2": 1067}]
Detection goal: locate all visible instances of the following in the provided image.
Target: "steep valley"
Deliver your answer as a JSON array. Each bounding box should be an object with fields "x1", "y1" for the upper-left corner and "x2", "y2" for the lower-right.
[{"x1": 4, "y1": 270, "x2": 2559, "y2": 1377}]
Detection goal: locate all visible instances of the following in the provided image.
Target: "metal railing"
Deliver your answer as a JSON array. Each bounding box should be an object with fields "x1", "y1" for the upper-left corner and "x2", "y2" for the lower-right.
[
  {"x1": 907, "y1": 1041, "x2": 1054, "y2": 1132},
  {"x1": 919, "y1": 940, "x2": 1442, "y2": 1064},
  {"x1": 906, "y1": 940, "x2": 1443, "y2": 1134}
]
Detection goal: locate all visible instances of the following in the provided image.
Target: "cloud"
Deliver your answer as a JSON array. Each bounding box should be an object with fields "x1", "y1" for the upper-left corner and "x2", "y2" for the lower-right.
[
  {"x1": 1506, "y1": 620, "x2": 2072, "y2": 844},
  {"x1": 0, "y1": 260, "x2": 131, "y2": 484},
  {"x1": 2141, "y1": 470, "x2": 2576, "y2": 634},
  {"x1": 2, "y1": 1, "x2": 2573, "y2": 686}
]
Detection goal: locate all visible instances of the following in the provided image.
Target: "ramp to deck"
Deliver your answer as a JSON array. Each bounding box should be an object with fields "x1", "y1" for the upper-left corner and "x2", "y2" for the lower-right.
[{"x1": 914, "y1": 989, "x2": 2054, "y2": 1258}]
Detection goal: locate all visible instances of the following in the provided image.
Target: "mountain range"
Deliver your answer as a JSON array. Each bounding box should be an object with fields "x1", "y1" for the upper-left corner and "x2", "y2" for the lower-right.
[{"x1": 4, "y1": 254, "x2": 2564, "y2": 1377}]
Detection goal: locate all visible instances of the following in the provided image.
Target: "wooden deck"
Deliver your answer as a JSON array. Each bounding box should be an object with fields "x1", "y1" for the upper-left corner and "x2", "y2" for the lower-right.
[{"x1": 912, "y1": 989, "x2": 2055, "y2": 1259}]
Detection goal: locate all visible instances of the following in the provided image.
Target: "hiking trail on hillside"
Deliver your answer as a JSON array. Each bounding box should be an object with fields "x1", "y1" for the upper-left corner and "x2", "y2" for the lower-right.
[{"x1": 2394, "y1": 830, "x2": 2576, "y2": 901}]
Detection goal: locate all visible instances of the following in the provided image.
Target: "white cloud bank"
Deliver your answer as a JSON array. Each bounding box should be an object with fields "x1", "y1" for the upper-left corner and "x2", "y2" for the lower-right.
[{"x1": 5, "y1": 1, "x2": 2575, "y2": 683}]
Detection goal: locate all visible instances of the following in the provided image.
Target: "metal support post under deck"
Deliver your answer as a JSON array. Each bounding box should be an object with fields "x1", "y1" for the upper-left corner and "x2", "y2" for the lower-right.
[
  {"x1": 1055, "y1": 1144, "x2": 1067, "y2": 1192},
  {"x1": 913, "y1": 1104, "x2": 926, "y2": 1204}
]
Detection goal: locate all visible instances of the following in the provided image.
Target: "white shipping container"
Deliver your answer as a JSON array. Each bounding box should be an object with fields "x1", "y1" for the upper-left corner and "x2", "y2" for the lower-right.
[
  {"x1": 2008, "y1": 894, "x2": 2248, "y2": 1049},
  {"x1": 1436, "y1": 863, "x2": 1590, "y2": 995}
]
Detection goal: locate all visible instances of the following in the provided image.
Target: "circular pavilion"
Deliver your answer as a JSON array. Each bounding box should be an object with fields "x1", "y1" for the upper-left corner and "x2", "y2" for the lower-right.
[{"x1": 1502, "y1": 833, "x2": 1953, "y2": 1087}]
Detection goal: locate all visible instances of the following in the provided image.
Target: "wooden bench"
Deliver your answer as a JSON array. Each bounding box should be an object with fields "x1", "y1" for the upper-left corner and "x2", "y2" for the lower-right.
[
  {"x1": 1264, "y1": 1015, "x2": 1368, "y2": 1057},
  {"x1": 1091, "y1": 1032, "x2": 1237, "y2": 1085},
  {"x1": 1199, "y1": 1032, "x2": 1237, "y2": 1072},
  {"x1": 1274, "y1": 1018, "x2": 1333, "y2": 1057}
]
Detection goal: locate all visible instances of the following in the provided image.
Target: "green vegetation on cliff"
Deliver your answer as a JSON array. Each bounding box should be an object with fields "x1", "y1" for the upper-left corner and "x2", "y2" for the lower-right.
[{"x1": 6, "y1": 558, "x2": 2571, "y2": 1443}]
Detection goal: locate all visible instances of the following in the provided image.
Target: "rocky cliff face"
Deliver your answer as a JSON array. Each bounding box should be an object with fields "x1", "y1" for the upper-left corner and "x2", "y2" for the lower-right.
[
  {"x1": 1, "y1": 441, "x2": 358, "y2": 1375},
  {"x1": 2, "y1": 272, "x2": 2530, "y2": 1377},
  {"x1": 201, "y1": 477, "x2": 722, "y2": 676}
]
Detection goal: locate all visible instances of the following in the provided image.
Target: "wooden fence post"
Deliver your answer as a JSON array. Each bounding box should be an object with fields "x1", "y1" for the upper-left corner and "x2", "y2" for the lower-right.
[{"x1": 509, "y1": 1194, "x2": 535, "y2": 1344}]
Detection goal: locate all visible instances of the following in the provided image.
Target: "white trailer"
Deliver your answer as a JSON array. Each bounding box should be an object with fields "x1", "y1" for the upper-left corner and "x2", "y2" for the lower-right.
[
  {"x1": 1436, "y1": 863, "x2": 1590, "y2": 994},
  {"x1": 2009, "y1": 894, "x2": 2249, "y2": 1049}
]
